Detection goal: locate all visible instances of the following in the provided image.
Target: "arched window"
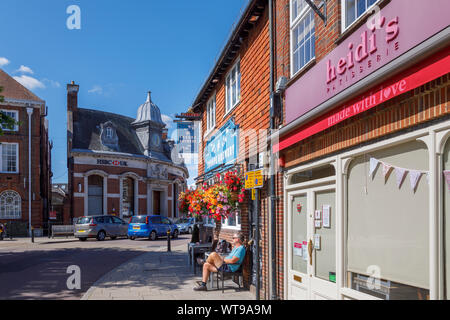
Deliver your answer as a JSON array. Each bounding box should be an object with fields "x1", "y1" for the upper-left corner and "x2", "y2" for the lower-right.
[{"x1": 0, "y1": 190, "x2": 21, "y2": 219}]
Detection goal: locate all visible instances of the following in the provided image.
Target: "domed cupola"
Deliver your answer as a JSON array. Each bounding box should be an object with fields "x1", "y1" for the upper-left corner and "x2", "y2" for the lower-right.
[{"x1": 133, "y1": 91, "x2": 165, "y2": 126}]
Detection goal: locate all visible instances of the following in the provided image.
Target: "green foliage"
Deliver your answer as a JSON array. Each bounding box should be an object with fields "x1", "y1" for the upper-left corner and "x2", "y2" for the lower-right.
[{"x1": 0, "y1": 86, "x2": 19, "y2": 135}]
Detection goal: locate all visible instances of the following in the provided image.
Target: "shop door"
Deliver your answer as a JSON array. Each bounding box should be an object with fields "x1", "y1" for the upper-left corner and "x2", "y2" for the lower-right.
[{"x1": 287, "y1": 186, "x2": 337, "y2": 300}]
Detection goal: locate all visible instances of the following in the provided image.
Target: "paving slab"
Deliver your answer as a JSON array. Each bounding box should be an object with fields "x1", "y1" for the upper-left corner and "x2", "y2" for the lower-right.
[{"x1": 82, "y1": 244, "x2": 254, "y2": 300}]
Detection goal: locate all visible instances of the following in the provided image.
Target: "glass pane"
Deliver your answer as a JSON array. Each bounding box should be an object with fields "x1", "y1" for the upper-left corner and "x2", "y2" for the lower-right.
[
  {"x1": 292, "y1": 194, "x2": 308, "y2": 274},
  {"x1": 346, "y1": 0, "x2": 356, "y2": 28},
  {"x1": 357, "y1": 0, "x2": 366, "y2": 17},
  {"x1": 314, "y1": 190, "x2": 336, "y2": 282},
  {"x1": 347, "y1": 140, "x2": 429, "y2": 299}
]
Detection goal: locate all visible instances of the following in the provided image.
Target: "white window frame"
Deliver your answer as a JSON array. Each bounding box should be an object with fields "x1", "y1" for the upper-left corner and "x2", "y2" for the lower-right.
[
  {"x1": 341, "y1": 0, "x2": 382, "y2": 33},
  {"x1": 206, "y1": 94, "x2": 216, "y2": 136},
  {"x1": 1, "y1": 110, "x2": 19, "y2": 132},
  {"x1": 0, "y1": 190, "x2": 21, "y2": 219},
  {"x1": 225, "y1": 59, "x2": 241, "y2": 115},
  {"x1": 290, "y1": 0, "x2": 316, "y2": 77},
  {"x1": 105, "y1": 127, "x2": 114, "y2": 139},
  {"x1": 0, "y1": 143, "x2": 19, "y2": 174},
  {"x1": 221, "y1": 209, "x2": 241, "y2": 230}
]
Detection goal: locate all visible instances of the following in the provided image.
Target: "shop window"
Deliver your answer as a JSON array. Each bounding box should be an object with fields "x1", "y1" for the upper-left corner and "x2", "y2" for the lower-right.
[
  {"x1": 289, "y1": 165, "x2": 335, "y2": 185},
  {"x1": 0, "y1": 143, "x2": 19, "y2": 173},
  {"x1": 291, "y1": 0, "x2": 315, "y2": 76},
  {"x1": 346, "y1": 140, "x2": 429, "y2": 299},
  {"x1": 225, "y1": 60, "x2": 241, "y2": 114},
  {"x1": 222, "y1": 210, "x2": 241, "y2": 230},
  {"x1": 444, "y1": 137, "x2": 450, "y2": 299},
  {"x1": 0, "y1": 190, "x2": 21, "y2": 219},
  {"x1": 342, "y1": 0, "x2": 379, "y2": 30}
]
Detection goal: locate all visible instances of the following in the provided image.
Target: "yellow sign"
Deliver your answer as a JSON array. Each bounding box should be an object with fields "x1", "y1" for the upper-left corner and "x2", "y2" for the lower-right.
[
  {"x1": 245, "y1": 171, "x2": 255, "y2": 189},
  {"x1": 245, "y1": 169, "x2": 264, "y2": 189},
  {"x1": 251, "y1": 189, "x2": 256, "y2": 200}
]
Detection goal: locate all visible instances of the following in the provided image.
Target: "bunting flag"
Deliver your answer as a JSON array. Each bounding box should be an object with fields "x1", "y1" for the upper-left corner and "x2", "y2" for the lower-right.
[
  {"x1": 382, "y1": 163, "x2": 392, "y2": 178},
  {"x1": 409, "y1": 170, "x2": 422, "y2": 191},
  {"x1": 444, "y1": 171, "x2": 450, "y2": 191},
  {"x1": 369, "y1": 158, "x2": 379, "y2": 179},
  {"x1": 394, "y1": 167, "x2": 407, "y2": 189}
]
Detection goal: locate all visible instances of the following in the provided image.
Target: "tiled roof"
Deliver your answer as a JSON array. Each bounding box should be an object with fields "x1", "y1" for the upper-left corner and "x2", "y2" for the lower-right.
[{"x1": 0, "y1": 69, "x2": 44, "y2": 103}]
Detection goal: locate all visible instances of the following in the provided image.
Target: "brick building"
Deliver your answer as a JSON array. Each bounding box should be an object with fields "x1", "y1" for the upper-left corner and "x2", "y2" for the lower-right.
[
  {"x1": 189, "y1": 0, "x2": 272, "y2": 298},
  {"x1": 271, "y1": 0, "x2": 450, "y2": 300},
  {"x1": 67, "y1": 82, "x2": 188, "y2": 223},
  {"x1": 0, "y1": 69, "x2": 52, "y2": 236}
]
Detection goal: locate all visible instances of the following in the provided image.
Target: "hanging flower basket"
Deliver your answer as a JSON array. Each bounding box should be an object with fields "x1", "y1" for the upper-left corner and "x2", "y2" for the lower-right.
[{"x1": 178, "y1": 170, "x2": 246, "y2": 222}]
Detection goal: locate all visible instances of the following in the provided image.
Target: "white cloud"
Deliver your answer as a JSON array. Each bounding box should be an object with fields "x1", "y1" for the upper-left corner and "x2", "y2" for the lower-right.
[
  {"x1": 42, "y1": 78, "x2": 61, "y2": 88},
  {"x1": 88, "y1": 85, "x2": 103, "y2": 94},
  {"x1": 16, "y1": 65, "x2": 34, "y2": 74},
  {"x1": 0, "y1": 57, "x2": 10, "y2": 67},
  {"x1": 161, "y1": 114, "x2": 173, "y2": 128},
  {"x1": 13, "y1": 75, "x2": 45, "y2": 90}
]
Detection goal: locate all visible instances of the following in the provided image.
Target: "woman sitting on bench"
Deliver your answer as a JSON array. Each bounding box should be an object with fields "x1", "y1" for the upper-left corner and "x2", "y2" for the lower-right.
[{"x1": 193, "y1": 232, "x2": 246, "y2": 291}]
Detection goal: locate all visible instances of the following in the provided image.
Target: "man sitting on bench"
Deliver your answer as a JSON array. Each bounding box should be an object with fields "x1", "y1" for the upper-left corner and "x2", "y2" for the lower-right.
[{"x1": 193, "y1": 232, "x2": 246, "y2": 291}]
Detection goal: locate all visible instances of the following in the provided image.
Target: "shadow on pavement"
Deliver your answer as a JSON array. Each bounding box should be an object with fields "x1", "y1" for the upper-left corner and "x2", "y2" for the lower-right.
[{"x1": 0, "y1": 247, "x2": 147, "y2": 300}]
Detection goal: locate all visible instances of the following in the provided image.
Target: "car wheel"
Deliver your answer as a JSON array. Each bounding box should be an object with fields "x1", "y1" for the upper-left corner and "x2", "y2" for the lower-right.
[
  {"x1": 129, "y1": 236, "x2": 136, "y2": 240},
  {"x1": 111, "y1": 236, "x2": 117, "y2": 240},
  {"x1": 149, "y1": 231, "x2": 157, "y2": 241},
  {"x1": 188, "y1": 227, "x2": 192, "y2": 234},
  {"x1": 78, "y1": 238, "x2": 87, "y2": 242},
  {"x1": 97, "y1": 231, "x2": 106, "y2": 241},
  {"x1": 172, "y1": 229, "x2": 179, "y2": 239}
]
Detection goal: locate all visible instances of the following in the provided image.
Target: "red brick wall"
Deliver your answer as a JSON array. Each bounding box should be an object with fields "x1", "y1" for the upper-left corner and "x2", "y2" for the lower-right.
[{"x1": 0, "y1": 106, "x2": 49, "y2": 229}]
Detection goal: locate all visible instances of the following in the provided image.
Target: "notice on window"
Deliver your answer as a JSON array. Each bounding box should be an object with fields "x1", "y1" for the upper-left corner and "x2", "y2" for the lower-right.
[
  {"x1": 314, "y1": 234, "x2": 321, "y2": 250},
  {"x1": 322, "y1": 205, "x2": 331, "y2": 228},
  {"x1": 294, "y1": 242, "x2": 303, "y2": 257},
  {"x1": 302, "y1": 241, "x2": 308, "y2": 261}
]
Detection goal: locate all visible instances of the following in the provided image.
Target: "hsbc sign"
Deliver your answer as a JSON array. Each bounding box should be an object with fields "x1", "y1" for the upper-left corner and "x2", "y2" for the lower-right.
[{"x1": 97, "y1": 159, "x2": 128, "y2": 167}]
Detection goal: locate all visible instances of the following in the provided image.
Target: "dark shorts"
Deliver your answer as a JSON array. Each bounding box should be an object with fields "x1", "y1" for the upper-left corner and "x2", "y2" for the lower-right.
[{"x1": 218, "y1": 264, "x2": 231, "y2": 272}]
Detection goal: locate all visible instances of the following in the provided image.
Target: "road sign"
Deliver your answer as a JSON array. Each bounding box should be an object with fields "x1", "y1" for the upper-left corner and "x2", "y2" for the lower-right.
[{"x1": 245, "y1": 169, "x2": 264, "y2": 189}]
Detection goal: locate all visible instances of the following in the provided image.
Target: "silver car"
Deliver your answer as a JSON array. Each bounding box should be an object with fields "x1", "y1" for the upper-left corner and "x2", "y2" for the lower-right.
[{"x1": 75, "y1": 215, "x2": 128, "y2": 241}]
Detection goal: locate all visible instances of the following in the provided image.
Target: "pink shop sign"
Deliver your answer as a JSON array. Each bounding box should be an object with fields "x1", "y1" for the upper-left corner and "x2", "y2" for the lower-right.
[{"x1": 285, "y1": 0, "x2": 450, "y2": 124}]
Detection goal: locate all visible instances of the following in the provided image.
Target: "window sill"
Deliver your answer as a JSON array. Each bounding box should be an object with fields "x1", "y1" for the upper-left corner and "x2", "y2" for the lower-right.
[
  {"x1": 287, "y1": 58, "x2": 316, "y2": 89},
  {"x1": 204, "y1": 127, "x2": 216, "y2": 140},
  {"x1": 0, "y1": 172, "x2": 19, "y2": 174},
  {"x1": 221, "y1": 225, "x2": 241, "y2": 231},
  {"x1": 223, "y1": 101, "x2": 241, "y2": 120}
]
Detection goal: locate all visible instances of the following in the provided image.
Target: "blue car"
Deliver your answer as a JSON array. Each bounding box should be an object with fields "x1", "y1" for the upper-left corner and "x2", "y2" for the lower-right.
[
  {"x1": 128, "y1": 215, "x2": 179, "y2": 241},
  {"x1": 175, "y1": 217, "x2": 196, "y2": 234}
]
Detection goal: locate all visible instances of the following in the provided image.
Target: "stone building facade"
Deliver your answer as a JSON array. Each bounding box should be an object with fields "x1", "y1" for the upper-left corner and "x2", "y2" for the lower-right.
[{"x1": 67, "y1": 82, "x2": 188, "y2": 223}]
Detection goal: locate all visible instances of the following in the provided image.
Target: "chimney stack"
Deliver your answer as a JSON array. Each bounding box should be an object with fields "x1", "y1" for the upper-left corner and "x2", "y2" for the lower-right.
[{"x1": 67, "y1": 81, "x2": 79, "y2": 112}]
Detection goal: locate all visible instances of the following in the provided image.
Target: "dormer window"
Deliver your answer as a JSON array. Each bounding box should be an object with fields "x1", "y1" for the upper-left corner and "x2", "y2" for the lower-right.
[{"x1": 106, "y1": 127, "x2": 114, "y2": 139}]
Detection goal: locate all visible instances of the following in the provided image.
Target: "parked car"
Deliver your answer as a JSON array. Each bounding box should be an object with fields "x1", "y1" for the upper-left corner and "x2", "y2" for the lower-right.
[
  {"x1": 174, "y1": 217, "x2": 196, "y2": 234},
  {"x1": 75, "y1": 215, "x2": 128, "y2": 241},
  {"x1": 128, "y1": 215, "x2": 179, "y2": 240}
]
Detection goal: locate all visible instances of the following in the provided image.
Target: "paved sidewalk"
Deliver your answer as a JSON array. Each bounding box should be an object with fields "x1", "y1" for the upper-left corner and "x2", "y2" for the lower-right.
[{"x1": 82, "y1": 245, "x2": 254, "y2": 300}]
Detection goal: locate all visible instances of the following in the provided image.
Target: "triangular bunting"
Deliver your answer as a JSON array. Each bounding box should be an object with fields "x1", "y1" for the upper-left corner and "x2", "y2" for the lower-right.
[
  {"x1": 394, "y1": 167, "x2": 407, "y2": 189},
  {"x1": 444, "y1": 170, "x2": 450, "y2": 191},
  {"x1": 382, "y1": 163, "x2": 392, "y2": 178},
  {"x1": 369, "y1": 158, "x2": 379, "y2": 179},
  {"x1": 409, "y1": 170, "x2": 422, "y2": 191}
]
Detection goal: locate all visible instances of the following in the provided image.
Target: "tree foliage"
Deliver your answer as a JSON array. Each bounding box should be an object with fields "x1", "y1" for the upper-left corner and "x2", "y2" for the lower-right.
[{"x1": 0, "y1": 87, "x2": 18, "y2": 135}]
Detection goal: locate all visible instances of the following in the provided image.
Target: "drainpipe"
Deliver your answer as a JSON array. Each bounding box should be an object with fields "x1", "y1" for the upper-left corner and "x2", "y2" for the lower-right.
[
  {"x1": 27, "y1": 107, "x2": 33, "y2": 237},
  {"x1": 268, "y1": 0, "x2": 277, "y2": 300}
]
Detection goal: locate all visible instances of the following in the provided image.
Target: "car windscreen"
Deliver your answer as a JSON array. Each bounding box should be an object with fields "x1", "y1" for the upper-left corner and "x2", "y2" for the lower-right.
[
  {"x1": 176, "y1": 218, "x2": 189, "y2": 224},
  {"x1": 77, "y1": 217, "x2": 92, "y2": 224},
  {"x1": 130, "y1": 216, "x2": 147, "y2": 224}
]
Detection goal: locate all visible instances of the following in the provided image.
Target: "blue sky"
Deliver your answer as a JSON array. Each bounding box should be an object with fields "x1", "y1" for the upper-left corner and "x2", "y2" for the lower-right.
[{"x1": 0, "y1": 0, "x2": 247, "y2": 184}]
